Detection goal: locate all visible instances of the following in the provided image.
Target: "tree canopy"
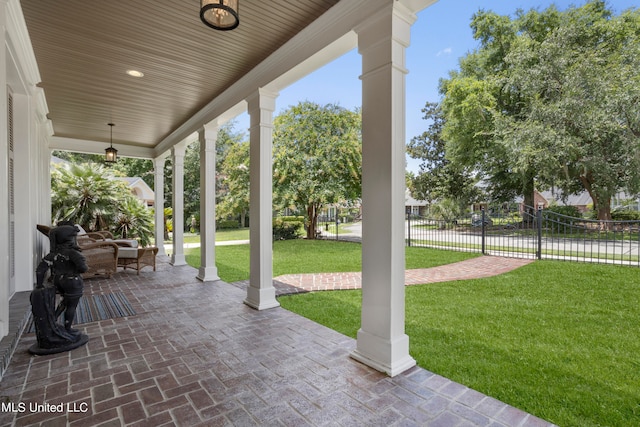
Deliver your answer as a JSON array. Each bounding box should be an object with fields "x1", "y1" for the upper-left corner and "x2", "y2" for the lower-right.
[
  {"x1": 407, "y1": 102, "x2": 480, "y2": 206},
  {"x1": 439, "y1": 0, "x2": 640, "y2": 220},
  {"x1": 273, "y1": 101, "x2": 361, "y2": 238},
  {"x1": 217, "y1": 140, "x2": 250, "y2": 225}
]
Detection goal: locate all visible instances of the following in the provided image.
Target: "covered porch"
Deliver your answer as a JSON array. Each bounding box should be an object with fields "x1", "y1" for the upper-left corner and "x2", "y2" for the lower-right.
[
  {"x1": 0, "y1": 258, "x2": 553, "y2": 426},
  {"x1": 2, "y1": 0, "x2": 429, "y2": 380}
]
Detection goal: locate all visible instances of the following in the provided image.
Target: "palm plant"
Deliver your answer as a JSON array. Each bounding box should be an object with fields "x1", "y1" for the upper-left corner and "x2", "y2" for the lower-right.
[
  {"x1": 51, "y1": 163, "x2": 121, "y2": 231},
  {"x1": 114, "y1": 194, "x2": 154, "y2": 246},
  {"x1": 51, "y1": 162, "x2": 155, "y2": 246},
  {"x1": 431, "y1": 198, "x2": 466, "y2": 225}
]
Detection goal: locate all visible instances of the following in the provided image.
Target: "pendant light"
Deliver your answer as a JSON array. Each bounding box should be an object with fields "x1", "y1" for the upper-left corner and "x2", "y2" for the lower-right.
[
  {"x1": 105, "y1": 123, "x2": 117, "y2": 163},
  {"x1": 200, "y1": 0, "x2": 239, "y2": 31}
]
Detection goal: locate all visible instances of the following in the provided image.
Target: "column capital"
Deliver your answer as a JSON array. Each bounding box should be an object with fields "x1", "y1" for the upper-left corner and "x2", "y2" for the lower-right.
[
  {"x1": 246, "y1": 88, "x2": 278, "y2": 113},
  {"x1": 199, "y1": 123, "x2": 219, "y2": 149},
  {"x1": 355, "y1": 2, "x2": 415, "y2": 51},
  {"x1": 171, "y1": 140, "x2": 188, "y2": 157},
  {"x1": 153, "y1": 156, "x2": 166, "y2": 169}
]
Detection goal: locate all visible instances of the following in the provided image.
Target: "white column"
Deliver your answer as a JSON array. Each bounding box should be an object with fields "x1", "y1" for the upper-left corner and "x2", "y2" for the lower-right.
[
  {"x1": 170, "y1": 142, "x2": 187, "y2": 266},
  {"x1": 153, "y1": 156, "x2": 166, "y2": 256},
  {"x1": 0, "y1": 0, "x2": 8, "y2": 338},
  {"x1": 351, "y1": 4, "x2": 417, "y2": 376},
  {"x1": 197, "y1": 123, "x2": 220, "y2": 282},
  {"x1": 244, "y1": 89, "x2": 279, "y2": 310}
]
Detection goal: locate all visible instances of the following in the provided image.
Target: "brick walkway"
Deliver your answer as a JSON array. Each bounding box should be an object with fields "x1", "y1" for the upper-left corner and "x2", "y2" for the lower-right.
[
  {"x1": 237, "y1": 256, "x2": 534, "y2": 296},
  {"x1": 0, "y1": 256, "x2": 554, "y2": 427}
]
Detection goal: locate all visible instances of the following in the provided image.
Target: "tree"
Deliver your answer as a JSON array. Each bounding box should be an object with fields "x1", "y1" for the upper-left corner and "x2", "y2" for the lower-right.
[
  {"x1": 440, "y1": 8, "x2": 548, "y2": 213},
  {"x1": 441, "y1": 1, "x2": 640, "y2": 221},
  {"x1": 217, "y1": 140, "x2": 250, "y2": 226},
  {"x1": 273, "y1": 101, "x2": 361, "y2": 239},
  {"x1": 407, "y1": 102, "x2": 480, "y2": 206},
  {"x1": 496, "y1": 1, "x2": 640, "y2": 221}
]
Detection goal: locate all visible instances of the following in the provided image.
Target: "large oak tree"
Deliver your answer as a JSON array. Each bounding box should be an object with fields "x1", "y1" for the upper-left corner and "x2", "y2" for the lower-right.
[{"x1": 440, "y1": 0, "x2": 640, "y2": 220}]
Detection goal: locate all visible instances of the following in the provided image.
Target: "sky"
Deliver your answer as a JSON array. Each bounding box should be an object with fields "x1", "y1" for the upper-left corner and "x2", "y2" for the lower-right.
[{"x1": 234, "y1": 0, "x2": 638, "y2": 173}]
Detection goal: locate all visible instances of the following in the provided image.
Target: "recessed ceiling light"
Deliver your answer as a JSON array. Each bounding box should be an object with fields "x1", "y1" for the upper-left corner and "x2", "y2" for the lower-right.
[{"x1": 126, "y1": 70, "x2": 144, "y2": 78}]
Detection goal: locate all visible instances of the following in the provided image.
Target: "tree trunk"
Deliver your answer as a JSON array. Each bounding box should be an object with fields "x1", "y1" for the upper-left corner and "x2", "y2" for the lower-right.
[
  {"x1": 579, "y1": 173, "x2": 612, "y2": 227},
  {"x1": 522, "y1": 175, "x2": 536, "y2": 226},
  {"x1": 306, "y1": 204, "x2": 318, "y2": 240}
]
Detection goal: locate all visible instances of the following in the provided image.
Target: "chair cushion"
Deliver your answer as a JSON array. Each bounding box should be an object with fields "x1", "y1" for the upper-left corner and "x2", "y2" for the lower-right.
[
  {"x1": 115, "y1": 239, "x2": 138, "y2": 248},
  {"x1": 118, "y1": 247, "x2": 139, "y2": 259}
]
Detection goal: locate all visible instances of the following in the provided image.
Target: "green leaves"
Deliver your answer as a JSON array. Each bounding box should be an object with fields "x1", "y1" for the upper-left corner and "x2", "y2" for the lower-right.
[
  {"x1": 440, "y1": 1, "x2": 640, "y2": 218},
  {"x1": 273, "y1": 101, "x2": 362, "y2": 238}
]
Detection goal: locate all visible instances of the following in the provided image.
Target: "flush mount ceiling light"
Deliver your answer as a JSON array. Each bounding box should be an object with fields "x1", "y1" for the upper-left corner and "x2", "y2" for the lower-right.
[
  {"x1": 126, "y1": 69, "x2": 144, "y2": 77},
  {"x1": 104, "y1": 123, "x2": 117, "y2": 164},
  {"x1": 200, "y1": 0, "x2": 239, "y2": 31}
]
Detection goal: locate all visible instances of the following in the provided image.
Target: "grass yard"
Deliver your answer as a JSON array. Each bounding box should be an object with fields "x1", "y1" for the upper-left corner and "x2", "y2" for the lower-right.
[
  {"x1": 279, "y1": 261, "x2": 640, "y2": 427},
  {"x1": 168, "y1": 228, "x2": 250, "y2": 245},
  {"x1": 185, "y1": 239, "x2": 479, "y2": 282}
]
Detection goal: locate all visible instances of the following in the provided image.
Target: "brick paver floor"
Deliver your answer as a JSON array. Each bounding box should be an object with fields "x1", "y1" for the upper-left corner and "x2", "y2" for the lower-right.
[{"x1": 0, "y1": 255, "x2": 553, "y2": 427}]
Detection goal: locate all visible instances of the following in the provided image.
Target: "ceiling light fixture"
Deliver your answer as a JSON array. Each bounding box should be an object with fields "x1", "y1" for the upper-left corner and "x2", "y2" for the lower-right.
[
  {"x1": 105, "y1": 123, "x2": 117, "y2": 164},
  {"x1": 126, "y1": 69, "x2": 144, "y2": 77},
  {"x1": 200, "y1": 0, "x2": 239, "y2": 31}
]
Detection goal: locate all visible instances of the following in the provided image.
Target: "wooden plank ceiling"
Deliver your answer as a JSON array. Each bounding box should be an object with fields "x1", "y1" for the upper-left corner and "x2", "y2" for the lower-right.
[{"x1": 21, "y1": 0, "x2": 340, "y2": 151}]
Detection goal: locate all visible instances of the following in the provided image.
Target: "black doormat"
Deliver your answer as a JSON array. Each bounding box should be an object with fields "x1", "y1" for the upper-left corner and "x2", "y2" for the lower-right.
[{"x1": 26, "y1": 292, "x2": 136, "y2": 333}]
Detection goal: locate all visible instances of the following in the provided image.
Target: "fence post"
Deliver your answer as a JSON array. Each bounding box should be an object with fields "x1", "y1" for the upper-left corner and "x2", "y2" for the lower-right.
[
  {"x1": 481, "y1": 208, "x2": 486, "y2": 255},
  {"x1": 537, "y1": 205, "x2": 543, "y2": 260},
  {"x1": 407, "y1": 211, "x2": 411, "y2": 247},
  {"x1": 335, "y1": 212, "x2": 339, "y2": 241}
]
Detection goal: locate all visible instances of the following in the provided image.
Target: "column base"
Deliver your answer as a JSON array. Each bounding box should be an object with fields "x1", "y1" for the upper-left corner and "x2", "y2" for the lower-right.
[
  {"x1": 197, "y1": 266, "x2": 220, "y2": 282},
  {"x1": 350, "y1": 329, "x2": 416, "y2": 377},
  {"x1": 244, "y1": 285, "x2": 280, "y2": 310},
  {"x1": 170, "y1": 254, "x2": 186, "y2": 266}
]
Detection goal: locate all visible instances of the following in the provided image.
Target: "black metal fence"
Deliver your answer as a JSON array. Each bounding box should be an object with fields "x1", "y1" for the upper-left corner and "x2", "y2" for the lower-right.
[{"x1": 406, "y1": 206, "x2": 640, "y2": 267}]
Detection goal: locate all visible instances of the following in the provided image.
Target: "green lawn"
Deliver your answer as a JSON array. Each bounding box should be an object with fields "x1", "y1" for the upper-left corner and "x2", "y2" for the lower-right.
[
  {"x1": 185, "y1": 239, "x2": 478, "y2": 282},
  {"x1": 184, "y1": 239, "x2": 640, "y2": 426},
  {"x1": 168, "y1": 228, "x2": 250, "y2": 245}
]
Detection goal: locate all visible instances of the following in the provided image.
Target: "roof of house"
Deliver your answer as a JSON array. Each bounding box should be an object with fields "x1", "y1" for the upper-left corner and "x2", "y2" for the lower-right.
[
  {"x1": 539, "y1": 190, "x2": 593, "y2": 207},
  {"x1": 406, "y1": 189, "x2": 428, "y2": 206}
]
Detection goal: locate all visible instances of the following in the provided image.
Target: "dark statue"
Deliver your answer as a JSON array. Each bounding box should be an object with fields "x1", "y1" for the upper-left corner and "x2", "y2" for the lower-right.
[{"x1": 29, "y1": 223, "x2": 89, "y2": 355}]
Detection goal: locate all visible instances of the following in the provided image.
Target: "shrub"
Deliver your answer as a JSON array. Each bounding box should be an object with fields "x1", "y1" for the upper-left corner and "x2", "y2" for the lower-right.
[
  {"x1": 611, "y1": 209, "x2": 640, "y2": 221},
  {"x1": 273, "y1": 218, "x2": 302, "y2": 240},
  {"x1": 545, "y1": 205, "x2": 582, "y2": 218},
  {"x1": 217, "y1": 219, "x2": 240, "y2": 230},
  {"x1": 280, "y1": 216, "x2": 305, "y2": 223}
]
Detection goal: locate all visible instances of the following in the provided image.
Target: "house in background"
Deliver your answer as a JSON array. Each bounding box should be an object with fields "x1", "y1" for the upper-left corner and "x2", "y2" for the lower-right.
[
  {"x1": 405, "y1": 189, "x2": 428, "y2": 216},
  {"x1": 535, "y1": 190, "x2": 592, "y2": 213},
  {"x1": 526, "y1": 190, "x2": 639, "y2": 213},
  {"x1": 114, "y1": 177, "x2": 155, "y2": 208}
]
